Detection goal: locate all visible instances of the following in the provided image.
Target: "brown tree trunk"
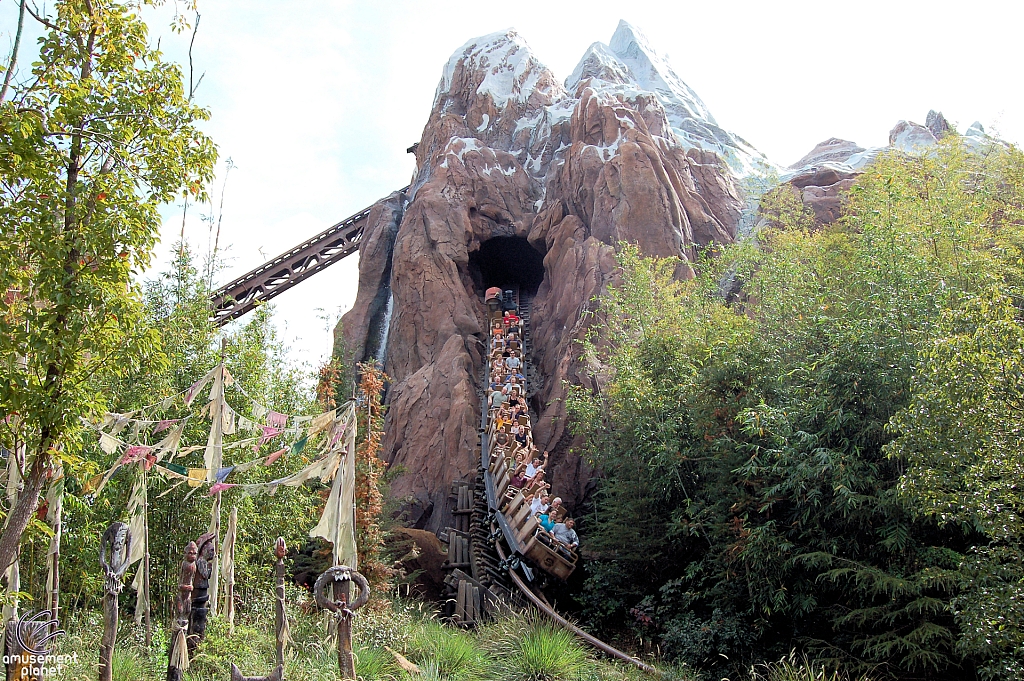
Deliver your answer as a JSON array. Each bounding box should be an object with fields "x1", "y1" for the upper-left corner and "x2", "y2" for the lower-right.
[{"x1": 0, "y1": 457, "x2": 48, "y2": 576}]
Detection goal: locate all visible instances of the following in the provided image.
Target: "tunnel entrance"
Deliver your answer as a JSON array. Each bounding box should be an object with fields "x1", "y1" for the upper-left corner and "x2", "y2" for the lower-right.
[{"x1": 468, "y1": 237, "x2": 546, "y2": 296}]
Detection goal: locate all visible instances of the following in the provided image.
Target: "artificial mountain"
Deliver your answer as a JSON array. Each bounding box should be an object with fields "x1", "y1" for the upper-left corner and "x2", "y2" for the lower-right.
[{"x1": 334, "y1": 20, "x2": 987, "y2": 531}]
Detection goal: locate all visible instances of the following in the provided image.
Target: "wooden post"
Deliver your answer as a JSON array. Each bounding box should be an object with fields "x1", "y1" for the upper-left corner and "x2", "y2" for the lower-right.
[
  {"x1": 273, "y1": 538, "x2": 286, "y2": 668},
  {"x1": 222, "y1": 507, "x2": 237, "y2": 636},
  {"x1": 313, "y1": 566, "x2": 370, "y2": 681},
  {"x1": 99, "y1": 522, "x2": 132, "y2": 681}
]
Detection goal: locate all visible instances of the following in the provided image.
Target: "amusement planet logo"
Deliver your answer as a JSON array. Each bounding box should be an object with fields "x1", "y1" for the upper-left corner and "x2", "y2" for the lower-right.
[{"x1": 2, "y1": 610, "x2": 77, "y2": 678}]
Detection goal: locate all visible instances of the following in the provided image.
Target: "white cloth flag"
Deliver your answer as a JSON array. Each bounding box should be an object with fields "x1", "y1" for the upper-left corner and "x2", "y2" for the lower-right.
[{"x1": 309, "y1": 405, "x2": 358, "y2": 569}]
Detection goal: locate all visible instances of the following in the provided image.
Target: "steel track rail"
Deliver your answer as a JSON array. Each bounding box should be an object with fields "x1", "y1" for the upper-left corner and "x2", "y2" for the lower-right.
[{"x1": 209, "y1": 186, "x2": 409, "y2": 325}]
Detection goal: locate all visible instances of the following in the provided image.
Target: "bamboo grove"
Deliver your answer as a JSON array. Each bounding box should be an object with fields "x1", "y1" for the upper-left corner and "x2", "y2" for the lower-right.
[{"x1": 567, "y1": 141, "x2": 1024, "y2": 680}]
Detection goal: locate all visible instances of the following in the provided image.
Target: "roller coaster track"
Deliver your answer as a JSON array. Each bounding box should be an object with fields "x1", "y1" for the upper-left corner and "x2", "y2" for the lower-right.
[
  {"x1": 442, "y1": 290, "x2": 660, "y2": 677},
  {"x1": 209, "y1": 186, "x2": 409, "y2": 326}
]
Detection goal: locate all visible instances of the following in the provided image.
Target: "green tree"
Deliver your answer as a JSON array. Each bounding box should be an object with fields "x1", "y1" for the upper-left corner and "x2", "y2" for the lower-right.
[
  {"x1": 0, "y1": 0, "x2": 216, "y2": 577},
  {"x1": 887, "y1": 294, "x2": 1024, "y2": 678}
]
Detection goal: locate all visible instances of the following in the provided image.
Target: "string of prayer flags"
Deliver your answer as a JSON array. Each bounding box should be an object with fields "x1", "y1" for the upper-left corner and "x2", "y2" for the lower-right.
[
  {"x1": 237, "y1": 415, "x2": 257, "y2": 434},
  {"x1": 308, "y1": 410, "x2": 335, "y2": 436},
  {"x1": 151, "y1": 423, "x2": 186, "y2": 460},
  {"x1": 108, "y1": 412, "x2": 134, "y2": 436}
]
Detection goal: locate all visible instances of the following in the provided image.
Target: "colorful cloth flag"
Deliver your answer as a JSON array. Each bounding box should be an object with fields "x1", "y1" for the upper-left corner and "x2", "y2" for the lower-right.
[
  {"x1": 209, "y1": 482, "x2": 236, "y2": 496},
  {"x1": 265, "y1": 448, "x2": 287, "y2": 466},
  {"x1": 258, "y1": 426, "x2": 283, "y2": 447},
  {"x1": 188, "y1": 469, "x2": 208, "y2": 488},
  {"x1": 153, "y1": 419, "x2": 178, "y2": 434},
  {"x1": 122, "y1": 445, "x2": 151, "y2": 466}
]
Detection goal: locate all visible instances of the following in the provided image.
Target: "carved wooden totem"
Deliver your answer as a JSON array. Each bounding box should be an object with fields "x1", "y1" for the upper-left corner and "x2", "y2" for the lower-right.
[
  {"x1": 187, "y1": 531, "x2": 216, "y2": 655},
  {"x1": 99, "y1": 522, "x2": 132, "y2": 681},
  {"x1": 166, "y1": 540, "x2": 197, "y2": 681},
  {"x1": 313, "y1": 566, "x2": 370, "y2": 681}
]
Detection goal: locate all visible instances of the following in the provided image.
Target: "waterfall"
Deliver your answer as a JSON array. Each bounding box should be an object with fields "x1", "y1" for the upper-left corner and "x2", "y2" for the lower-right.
[{"x1": 375, "y1": 289, "x2": 394, "y2": 366}]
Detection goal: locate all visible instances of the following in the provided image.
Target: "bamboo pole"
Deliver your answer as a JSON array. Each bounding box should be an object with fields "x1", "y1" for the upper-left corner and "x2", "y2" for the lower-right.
[
  {"x1": 142, "y1": 468, "x2": 152, "y2": 648},
  {"x1": 207, "y1": 339, "x2": 227, "y2": 614},
  {"x1": 44, "y1": 470, "x2": 63, "y2": 623},
  {"x1": 223, "y1": 506, "x2": 237, "y2": 635}
]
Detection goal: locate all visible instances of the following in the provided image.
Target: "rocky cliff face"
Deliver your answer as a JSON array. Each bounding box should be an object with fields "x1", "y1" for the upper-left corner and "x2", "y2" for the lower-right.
[{"x1": 337, "y1": 21, "x2": 747, "y2": 531}]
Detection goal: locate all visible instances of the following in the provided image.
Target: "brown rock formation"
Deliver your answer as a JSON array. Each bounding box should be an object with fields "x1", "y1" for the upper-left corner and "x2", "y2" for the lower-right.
[{"x1": 338, "y1": 29, "x2": 743, "y2": 532}]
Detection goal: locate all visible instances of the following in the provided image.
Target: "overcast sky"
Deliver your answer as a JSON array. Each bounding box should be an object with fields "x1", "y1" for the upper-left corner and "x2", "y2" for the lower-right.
[{"x1": 3, "y1": 0, "x2": 1021, "y2": 368}]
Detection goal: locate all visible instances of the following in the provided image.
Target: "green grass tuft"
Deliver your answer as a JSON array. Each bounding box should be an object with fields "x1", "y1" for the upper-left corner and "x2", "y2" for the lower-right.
[{"x1": 408, "y1": 618, "x2": 496, "y2": 681}]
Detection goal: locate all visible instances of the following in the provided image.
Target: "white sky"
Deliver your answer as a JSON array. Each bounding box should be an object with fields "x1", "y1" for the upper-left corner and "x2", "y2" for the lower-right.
[{"x1": 3, "y1": 0, "x2": 1022, "y2": 367}]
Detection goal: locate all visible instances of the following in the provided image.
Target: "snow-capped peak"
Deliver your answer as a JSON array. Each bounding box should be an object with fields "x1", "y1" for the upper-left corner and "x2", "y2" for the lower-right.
[
  {"x1": 607, "y1": 21, "x2": 716, "y2": 125},
  {"x1": 435, "y1": 29, "x2": 560, "y2": 110},
  {"x1": 566, "y1": 20, "x2": 772, "y2": 178}
]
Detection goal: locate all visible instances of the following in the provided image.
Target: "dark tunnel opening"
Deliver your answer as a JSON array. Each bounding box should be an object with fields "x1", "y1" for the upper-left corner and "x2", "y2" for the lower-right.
[{"x1": 468, "y1": 237, "x2": 546, "y2": 296}]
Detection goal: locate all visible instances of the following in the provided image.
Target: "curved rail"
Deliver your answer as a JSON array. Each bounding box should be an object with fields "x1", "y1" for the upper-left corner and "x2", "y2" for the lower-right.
[
  {"x1": 494, "y1": 541, "x2": 661, "y2": 676},
  {"x1": 479, "y1": 289, "x2": 660, "y2": 676}
]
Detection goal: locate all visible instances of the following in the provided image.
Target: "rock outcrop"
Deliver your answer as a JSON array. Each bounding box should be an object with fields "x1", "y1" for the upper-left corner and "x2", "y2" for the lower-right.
[
  {"x1": 780, "y1": 110, "x2": 995, "y2": 225},
  {"x1": 337, "y1": 22, "x2": 746, "y2": 532}
]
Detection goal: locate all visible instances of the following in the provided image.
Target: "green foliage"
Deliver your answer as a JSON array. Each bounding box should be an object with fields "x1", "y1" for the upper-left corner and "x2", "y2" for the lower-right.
[
  {"x1": 0, "y1": 0, "x2": 216, "y2": 578},
  {"x1": 568, "y1": 140, "x2": 1024, "y2": 678}
]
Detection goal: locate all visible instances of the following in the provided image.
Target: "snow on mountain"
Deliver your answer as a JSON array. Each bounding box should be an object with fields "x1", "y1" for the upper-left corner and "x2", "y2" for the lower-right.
[
  {"x1": 567, "y1": 21, "x2": 773, "y2": 178},
  {"x1": 435, "y1": 29, "x2": 564, "y2": 110}
]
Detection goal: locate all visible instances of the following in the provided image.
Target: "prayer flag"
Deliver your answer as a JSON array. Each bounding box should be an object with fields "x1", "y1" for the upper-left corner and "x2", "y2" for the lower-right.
[
  {"x1": 265, "y1": 448, "x2": 287, "y2": 466},
  {"x1": 185, "y1": 367, "x2": 217, "y2": 406},
  {"x1": 258, "y1": 426, "x2": 283, "y2": 447},
  {"x1": 188, "y1": 469, "x2": 208, "y2": 488},
  {"x1": 209, "y1": 482, "x2": 236, "y2": 496},
  {"x1": 122, "y1": 445, "x2": 151, "y2": 466},
  {"x1": 164, "y1": 462, "x2": 188, "y2": 476},
  {"x1": 99, "y1": 432, "x2": 119, "y2": 455},
  {"x1": 153, "y1": 419, "x2": 178, "y2": 434}
]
